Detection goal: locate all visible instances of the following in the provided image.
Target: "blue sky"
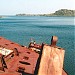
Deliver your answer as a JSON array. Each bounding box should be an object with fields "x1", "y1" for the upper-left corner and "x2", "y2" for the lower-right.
[{"x1": 0, "y1": 0, "x2": 75, "y2": 15}]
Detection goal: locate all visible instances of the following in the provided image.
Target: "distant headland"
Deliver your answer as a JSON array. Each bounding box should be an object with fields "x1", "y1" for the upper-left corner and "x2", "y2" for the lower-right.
[{"x1": 16, "y1": 9, "x2": 75, "y2": 17}]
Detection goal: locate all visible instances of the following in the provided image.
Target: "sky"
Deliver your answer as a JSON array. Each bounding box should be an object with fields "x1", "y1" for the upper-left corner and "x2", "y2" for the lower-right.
[{"x1": 0, "y1": 0, "x2": 75, "y2": 15}]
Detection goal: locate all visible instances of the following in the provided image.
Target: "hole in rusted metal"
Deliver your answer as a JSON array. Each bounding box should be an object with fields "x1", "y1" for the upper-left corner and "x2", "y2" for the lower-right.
[
  {"x1": 27, "y1": 52, "x2": 30, "y2": 54},
  {"x1": 21, "y1": 45, "x2": 24, "y2": 47},
  {"x1": 58, "y1": 47, "x2": 61, "y2": 49},
  {"x1": 17, "y1": 66, "x2": 25, "y2": 72},
  {"x1": 5, "y1": 44, "x2": 9, "y2": 46},
  {"x1": 23, "y1": 56, "x2": 29, "y2": 60},
  {"x1": 0, "y1": 38, "x2": 2, "y2": 39},
  {"x1": 11, "y1": 54, "x2": 14, "y2": 57},
  {"x1": 18, "y1": 67, "x2": 25, "y2": 70},
  {"x1": 19, "y1": 61, "x2": 30, "y2": 65},
  {"x1": 0, "y1": 45, "x2": 2, "y2": 47},
  {"x1": 11, "y1": 42, "x2": 14, "y2": 44}
]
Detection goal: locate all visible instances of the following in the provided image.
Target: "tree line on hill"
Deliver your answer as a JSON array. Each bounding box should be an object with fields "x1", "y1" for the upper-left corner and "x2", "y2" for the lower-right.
[{"x1": 16, "y1": 9, "x2": 75, "y2": 17}]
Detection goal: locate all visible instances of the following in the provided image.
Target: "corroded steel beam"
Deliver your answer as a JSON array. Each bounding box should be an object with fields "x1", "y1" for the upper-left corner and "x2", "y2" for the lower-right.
[
  {"x1": 38, "y1": 36, "x2": 67, "y2": 75},
  {"x1": 51, "y1": 36, "x2": 58, "y2": 46}
]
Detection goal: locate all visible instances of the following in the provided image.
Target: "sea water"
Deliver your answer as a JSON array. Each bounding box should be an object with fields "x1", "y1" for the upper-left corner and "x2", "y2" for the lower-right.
[{"x1": 0, "y1": 16, "x2": 74, "y2": 75}]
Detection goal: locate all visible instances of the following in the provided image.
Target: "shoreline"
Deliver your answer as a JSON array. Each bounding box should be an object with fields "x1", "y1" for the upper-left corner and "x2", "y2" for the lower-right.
[{"x1": 16, "y1": 9, "x2": 75, "y2": 17}]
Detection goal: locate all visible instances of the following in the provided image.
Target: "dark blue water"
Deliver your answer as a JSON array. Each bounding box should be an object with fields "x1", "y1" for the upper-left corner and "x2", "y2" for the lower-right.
[{"x1": 0, "y1": 16, "x2": 74, "y2": 75}]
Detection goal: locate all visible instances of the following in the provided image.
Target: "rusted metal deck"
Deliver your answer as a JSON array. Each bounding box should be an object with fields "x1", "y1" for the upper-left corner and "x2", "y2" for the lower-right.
[
  {"x1": 0, "y1": 37, "x2": 39, "y2": 75},
  {"x1": 0, "y1": 36, "x2": 67, "y2": 75}
]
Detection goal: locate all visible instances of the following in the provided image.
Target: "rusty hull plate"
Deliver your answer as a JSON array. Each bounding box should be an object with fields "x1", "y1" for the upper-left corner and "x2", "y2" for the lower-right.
[{"x1": 0, "y1": 37, "x2": 39, "y2": 75}]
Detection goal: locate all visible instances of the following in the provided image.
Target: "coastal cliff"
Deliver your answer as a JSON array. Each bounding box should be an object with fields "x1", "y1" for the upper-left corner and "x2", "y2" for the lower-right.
[{"x1": 16, "y1": 9, "x2": 75, "y2": 17}]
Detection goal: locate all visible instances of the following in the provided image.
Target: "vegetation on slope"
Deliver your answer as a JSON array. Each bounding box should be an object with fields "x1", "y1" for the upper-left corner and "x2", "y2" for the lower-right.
[
  {"x1": 53, "y1": 9, "x2": 75, "y2": 16},
  {"x1": 16, "y1": 9, "x2": 75, "y2": 16}
]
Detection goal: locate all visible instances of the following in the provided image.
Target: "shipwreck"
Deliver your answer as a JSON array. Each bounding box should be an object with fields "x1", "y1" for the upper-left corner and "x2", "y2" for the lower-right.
[{"x1": 0, "y1": 36, "x2": 67, "y2": 75}]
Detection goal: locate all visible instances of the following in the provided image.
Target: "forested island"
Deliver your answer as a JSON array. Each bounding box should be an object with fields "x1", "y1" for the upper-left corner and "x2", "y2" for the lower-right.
[{"x1": 16, "y1": 9, "x2": 75, "y2": 16}]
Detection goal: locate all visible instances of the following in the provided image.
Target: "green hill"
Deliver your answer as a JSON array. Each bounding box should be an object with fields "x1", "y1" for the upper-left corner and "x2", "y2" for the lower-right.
[
  {"x1": 16, "y1": 9, "x2": 75, "y2": 17},
  {"x1": 53, "y1": 9, "x2": 75, "y2": 16},
  {"x1": 41, "y1": 9, "x2": 75, "y2": 16}
]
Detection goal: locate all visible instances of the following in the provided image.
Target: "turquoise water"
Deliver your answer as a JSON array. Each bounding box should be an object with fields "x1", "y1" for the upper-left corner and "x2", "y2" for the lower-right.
[{"x1": 0, "y1": 16, "x2": 74, "y2": 75}]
